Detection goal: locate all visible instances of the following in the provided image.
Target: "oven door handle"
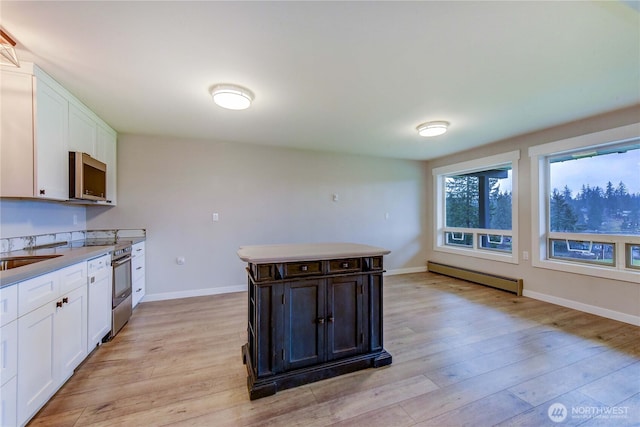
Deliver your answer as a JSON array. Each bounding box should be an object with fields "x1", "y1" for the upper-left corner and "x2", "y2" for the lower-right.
[{"x1": 112, "y1": 255, "x2": 132, "y2": 266}]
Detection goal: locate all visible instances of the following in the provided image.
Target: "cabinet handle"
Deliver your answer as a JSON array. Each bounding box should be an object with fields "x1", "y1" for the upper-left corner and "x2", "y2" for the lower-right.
[
  {"x1": 39, "y1": 189, "x2": 46, "y2": 195},
  {"x1": 300, "y1": 265, "x2": 308, "y2": 271},
  {"x1": 341, "y1": 262, "x2": 349, "y2": 268},
  {"x1": 62, "y1": 297, "x2": 69, "y2": 304},
  {"x1": 56, "y1": 300, "x2": 63, "y2": 308},
  {"x1": 328, "y1": 316, "x2": 334, "y2": 323},
  {"x1": 136, "y1": 266, "x2": 143, "y2": 270},
  {"x1": 317, "y1": 317, "x2": 325, "y2": 324},
  {"x1": 136, "y1": 288, "x2": 142, "y2": 292}
]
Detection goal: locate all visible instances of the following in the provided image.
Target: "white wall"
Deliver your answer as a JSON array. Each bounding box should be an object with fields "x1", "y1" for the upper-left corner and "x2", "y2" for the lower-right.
[
  {"x1": 87, "y1": 135, "x2": 429, "y2": 299},
  {"x1": 0, "y1": 199, "x2": 86, "y2": 238},
  {"x1": 7, "y1": 106, "x2": 636, "y2": 323},
  {"x1": 425, "y1": 105, "x2": 640, "y2": 323}
]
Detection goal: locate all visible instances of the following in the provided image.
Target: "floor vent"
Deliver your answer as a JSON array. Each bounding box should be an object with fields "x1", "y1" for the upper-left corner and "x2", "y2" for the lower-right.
[{"x1": 427, "y1": 261, "x2": 523, "y2": 296}]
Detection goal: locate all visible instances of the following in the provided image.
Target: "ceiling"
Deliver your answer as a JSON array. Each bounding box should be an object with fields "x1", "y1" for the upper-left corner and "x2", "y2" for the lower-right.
[{"x1": 2, "y1": 1, "x2": 639, "y2": 160}]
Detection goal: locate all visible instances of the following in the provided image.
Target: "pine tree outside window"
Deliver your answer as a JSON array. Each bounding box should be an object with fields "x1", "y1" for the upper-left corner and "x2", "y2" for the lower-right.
[
  {"x1": 529, "y1": 123, "x2": 640, "y2": 282},
  {"x1": 433, "y1": 151, "x2": 520, "y2": 263}
]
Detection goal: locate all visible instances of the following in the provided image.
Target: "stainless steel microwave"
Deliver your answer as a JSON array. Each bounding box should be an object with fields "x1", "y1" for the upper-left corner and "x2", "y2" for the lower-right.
[{"x1": 69, "y1": 151, "x2": 107, "y2": 201}]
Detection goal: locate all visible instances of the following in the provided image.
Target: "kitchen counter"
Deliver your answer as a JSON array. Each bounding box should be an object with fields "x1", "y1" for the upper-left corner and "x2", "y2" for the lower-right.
[
  {"x1": 0, "y1": 237, "x2": 145, "y2": 288},
  {"x1": 237, "y1": 242, "x2": 390, "y2": 264}
]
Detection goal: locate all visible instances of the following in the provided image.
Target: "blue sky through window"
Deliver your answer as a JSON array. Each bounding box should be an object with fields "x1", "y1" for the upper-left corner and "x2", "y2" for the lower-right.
[{"x1": 550, "y1": 148, "x2": 640, "y2": 195}]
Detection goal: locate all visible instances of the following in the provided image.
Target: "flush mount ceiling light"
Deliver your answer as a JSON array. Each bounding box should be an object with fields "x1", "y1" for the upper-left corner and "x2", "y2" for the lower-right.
[
  {"x1": 417, "y1": 121, "x2": 449, "y2": 137},
  {"x1": 210, "y1": 84, "x2": 254, "y2": 110},
  {"x1": 0, "y1": 28, "x2": 20, "y2": 67}
]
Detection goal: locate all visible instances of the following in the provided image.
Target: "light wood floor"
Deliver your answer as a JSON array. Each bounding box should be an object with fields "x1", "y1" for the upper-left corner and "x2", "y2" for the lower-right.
[{"x1": 29, "y1": 273, "x2": 639, "y2": 426}]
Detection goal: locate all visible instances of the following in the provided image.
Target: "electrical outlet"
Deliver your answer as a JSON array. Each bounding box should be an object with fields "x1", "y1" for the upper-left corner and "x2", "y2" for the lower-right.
[{"x1": 212, "y1": 213, "x2": 219, "y2": 222}]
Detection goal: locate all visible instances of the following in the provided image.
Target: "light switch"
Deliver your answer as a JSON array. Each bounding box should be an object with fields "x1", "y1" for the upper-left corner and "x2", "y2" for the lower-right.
[{"x1": 212, "y1": 213, "x2": 219, "y2": 222}]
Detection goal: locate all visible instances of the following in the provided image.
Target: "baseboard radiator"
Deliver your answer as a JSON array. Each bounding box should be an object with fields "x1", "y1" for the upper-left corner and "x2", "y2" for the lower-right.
[{"x1": 427, "y1": 261, "x2": 523, "y2": 296}]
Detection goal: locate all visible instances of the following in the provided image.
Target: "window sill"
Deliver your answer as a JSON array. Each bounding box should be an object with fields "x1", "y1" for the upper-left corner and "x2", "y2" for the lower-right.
[
  {"x1": 532, "y1": 257, "x2": 639, "y2": 283},
  {"x1": 434, "y1": 245, "x2": 519, "y2": 264}
]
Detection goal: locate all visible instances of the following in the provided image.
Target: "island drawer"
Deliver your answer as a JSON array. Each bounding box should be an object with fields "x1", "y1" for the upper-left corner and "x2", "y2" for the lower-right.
[
  {"x1": 250, "y1": 263, "x2": 277, "y2": 282},
  {"x1": 328, "y1": 258, "x2": 361, "y2": 273},
  {"x1": 364, "y1": 256, "x2": 384, "y2": 271},
  {"x1": 283, "y1": 261, "x2": 323, "y2": 278}
]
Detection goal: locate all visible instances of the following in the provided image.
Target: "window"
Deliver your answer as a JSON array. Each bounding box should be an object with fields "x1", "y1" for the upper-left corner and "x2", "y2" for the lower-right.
[
  {"x1": 627, "y1": 244, "x2": 640, "y2": 270},
  {"x1": 529, "y1": 123, "x2": 640, "y2": 282},
  {"x1": 433, "y1": 151, "x2": 519, "y2": 263}
]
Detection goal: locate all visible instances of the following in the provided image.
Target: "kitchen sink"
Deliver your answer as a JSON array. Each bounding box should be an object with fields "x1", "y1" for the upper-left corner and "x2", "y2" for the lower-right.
[{"x1": 0, "y1": 254, "x2": 63, "y2": 271}]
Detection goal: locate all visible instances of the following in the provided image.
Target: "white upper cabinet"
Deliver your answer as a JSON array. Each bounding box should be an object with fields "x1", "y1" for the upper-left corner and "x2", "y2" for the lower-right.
[
  {"x1": 68, "y1": 101, "x2": 97, "y2": 157},
  {"x1": 34, "y1": 77, "x2": 69, "y2": 201},
  {"x1": 0, "y1": 63, "x2": 117, "y2": 204},
  {"x1": 0, "y1": 70, "x2": 34, "y2": 197},
  {"x1": 97, "y1": 124, "x2": 117, "y2": 205},
  {"x1": 68, "y1": 99, "x2": 118, "y2": 205}
]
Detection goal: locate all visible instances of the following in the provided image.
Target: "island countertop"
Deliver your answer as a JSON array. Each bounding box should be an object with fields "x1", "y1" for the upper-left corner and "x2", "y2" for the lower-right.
[{"x1": 237, "y1": 242, "x2": 390, "y2": 264}]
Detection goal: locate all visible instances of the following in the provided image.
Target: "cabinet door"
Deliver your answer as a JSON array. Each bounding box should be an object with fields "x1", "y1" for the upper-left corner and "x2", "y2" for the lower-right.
[
  {"x1": 0, "y1": 376, "x2": 17, "y2": 427},
  {"x1": 131, "y1": 243, "x2": 145, "y2": 308},
  {"x1": 96, "y1": 125, "x2": 117, "y2": 205},
  {"x1": 87, "y1": 265, "x2": 112, "y2": 352},
  {"x1": 0, "y1": 284, "x2": 18, "y2": 327},
  {"x1": 132, "y1": 276, "x2": 145, "y2": 309},
  {"x1": 17, "y1": 301, "x2": 56, "y2": 425},
  {"x1": 283, "y1": 279, "x2": 325, "y2": 371},
  {"x1": 0, "y1": 320, "x2": 17, "y2": 385},
  {"x1": 56, "y1": 285, "x2": 88, "y2": 379},
  {"x1": 326, "y1": 275, "x2": 364, "y2": 360},
  {"x1": 18, "y1": 271, "x2": 59, "y2": 317},
  {"x1": 68, "y1": 102, "x2": 97, "y2": 156},
  {"x1": 1, "y1": 70, "x2": 34, "y2": 197},
  {"x1": 34, "y1": 78, "x2": 69, "y2": 200},
  {"x1": 59, "y1": 261, "x2": 88, "y2": 295}
]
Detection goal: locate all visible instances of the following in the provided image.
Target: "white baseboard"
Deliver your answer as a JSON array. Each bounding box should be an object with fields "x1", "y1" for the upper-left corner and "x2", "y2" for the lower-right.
[
  {"x1": 385, "y1": 266, "x2": 427, "y2": 276},
  {"x1": 143, "y1": 284, "x2": 247, "y2": 302},
  {"x1": 141, "y1": 267, "x2": 428, "y2": 302},
  {"x1": 523, "y1": 289, "x2": 640, "y2": 326}
]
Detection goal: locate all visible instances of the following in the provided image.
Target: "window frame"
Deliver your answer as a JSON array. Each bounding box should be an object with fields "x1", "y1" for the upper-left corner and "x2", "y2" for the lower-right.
[
  {"x1": 528, "y1": 123, "x2": 640, "y2": 283},
  {"x1": 433, "y1": 150, "x2": 520, "y2": 264}
]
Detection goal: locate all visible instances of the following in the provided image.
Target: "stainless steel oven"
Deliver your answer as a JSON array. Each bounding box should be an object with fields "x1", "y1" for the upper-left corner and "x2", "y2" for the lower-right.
[{"x1": 111, "y1": 243, "x2": 133, "y2": 337}]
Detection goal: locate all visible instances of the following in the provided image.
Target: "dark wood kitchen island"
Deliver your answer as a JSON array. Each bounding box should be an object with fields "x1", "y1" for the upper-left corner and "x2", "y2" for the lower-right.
[{"x1": 237, "y1": 243, "x2": 392, "y2": 400}]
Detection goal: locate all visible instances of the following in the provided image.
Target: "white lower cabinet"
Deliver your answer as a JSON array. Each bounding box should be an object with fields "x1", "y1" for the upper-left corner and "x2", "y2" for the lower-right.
[
  {"x1": 17, "y1": 299, "x2": 57, "y2": 424},
  {"x1": 1, "y1": 321, "x2": 18, "y2": 427},
  {"x1": 131, "y1": 242, "x2": 146, "y2": 308},
  {"x1": 0, "y1": 284, "x2": 18, "y2": 427},
  {"x1": 87, "y1": 254, "x2": 112, "y2": 353},
  {"x1": 16, "y1": 262, "x2": 88, "y2": 426},
  {"x1": 0, "y1": 285, "x2": 18, "y2": 327},
  {"x1": 1, "y1": 376, "x2": 17, "y2": 427},
  {"x1": 56, "y1": 285, "x2": 88, "y2": 379},
  {"x1": 1, "y1": 320, "x2": 18, "y2": 387}
]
